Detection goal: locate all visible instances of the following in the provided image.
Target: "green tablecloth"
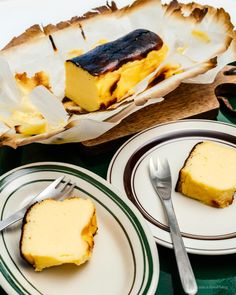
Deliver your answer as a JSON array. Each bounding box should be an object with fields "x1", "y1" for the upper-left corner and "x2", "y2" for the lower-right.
[{"x1": 0, "y1": 110, "x2": 235, "y2": 295}]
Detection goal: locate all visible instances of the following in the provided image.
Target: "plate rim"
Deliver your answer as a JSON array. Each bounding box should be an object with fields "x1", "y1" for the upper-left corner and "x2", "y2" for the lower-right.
[
  {"x1": 0, "y1": 161, "x2": 159, "y2": 295},
  {"x1": 107, "y1": 119, "x2": 236, "y2": 255}
]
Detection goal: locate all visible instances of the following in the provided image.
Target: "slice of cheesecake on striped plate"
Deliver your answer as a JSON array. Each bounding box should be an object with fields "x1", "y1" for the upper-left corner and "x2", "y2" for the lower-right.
[
  {"x1": 20, "y1": 197, "x2": 97, "y2": 271},
  {"x1": 176, "y1": 141, "x2": 236, "y2": 208}
]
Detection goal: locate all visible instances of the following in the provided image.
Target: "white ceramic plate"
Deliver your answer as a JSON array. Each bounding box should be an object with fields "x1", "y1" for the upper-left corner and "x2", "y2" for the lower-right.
[
  {"x1": 0, "y1": 162, "x2": 159, "y2": 295},
  {"x1": 107, "y1": 119, "x2": 236, "y2": 255}
]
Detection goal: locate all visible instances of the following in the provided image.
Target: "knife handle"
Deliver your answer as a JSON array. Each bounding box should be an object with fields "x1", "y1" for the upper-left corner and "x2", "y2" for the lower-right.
[{"x1": 163, "y1": 198, "x2": 198, "y2": 295}]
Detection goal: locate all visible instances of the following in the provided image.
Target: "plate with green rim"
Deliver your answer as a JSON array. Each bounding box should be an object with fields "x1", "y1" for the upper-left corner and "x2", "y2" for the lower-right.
[{"x1": 0, "y1": 162, "x2": 159, "y2": 295}]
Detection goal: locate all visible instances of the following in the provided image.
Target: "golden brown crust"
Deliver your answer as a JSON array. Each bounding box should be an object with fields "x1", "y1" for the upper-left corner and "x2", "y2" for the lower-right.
[
  {"x1": 0, "y1": 133, "x2": 20, "y2": 149},
  {"x1": 43, "y1": 0, "x2": 156, "y2": 36},
  {"x1": 175, "y1": 141, "x2": 204, "y2": 193},
  {"x1": 63, "y1": 99, "x2": 85, "y2": 115},
  {"x1": 0, "y1": 0, "x2": 235, "y2": 148},
  {"x1": 0, "y1": 126, "x2": 66, "y2": 148},
  {"x1": 20, "y1": 198, "x2": 97, "y2": 270},
  {"x1": 2, "y1": 0, "x2": 235, "y2": 53},
  {"x1": 42, "y1": 0, "x2": 236, "y2": 60},
  {"x1": 117, "y1": 0, "x2": 157, "y2": 14},
  {"x1": 43, "y1": 20, "x2": 73, "y2": 35},
  {"x1": 2, "y1": 25, "x2": 44, "y2": 50},
  {"x1": 165, "y1": 0, "x2": 234, "y2": 40},
  {"x1": 81, "y1": 211, "x2": 98, "y2": 252},
  {"x1": 43, "y1": 3, "x2": 118, "y2": 36},
  {"x1": 43, "y1": 24, "x2": 59, "y2": 35},
  {"x1": 15, "y1": 71, "x2": 51, "y2": 92},
  {"x1": 211, "y1": 198, "x2": 231, "y2": 208},
  {"x1": 19, "y1": 202, "x2": 38, "y2": 266},
  {"x1": 175, "y1": 141, "x2": 235, "y2": 208}
]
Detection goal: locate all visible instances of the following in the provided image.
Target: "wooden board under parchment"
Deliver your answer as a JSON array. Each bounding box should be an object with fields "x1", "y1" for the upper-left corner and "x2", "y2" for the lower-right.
[{"x1": 82, "y1": 65, "x2": 236, "y2": 147}]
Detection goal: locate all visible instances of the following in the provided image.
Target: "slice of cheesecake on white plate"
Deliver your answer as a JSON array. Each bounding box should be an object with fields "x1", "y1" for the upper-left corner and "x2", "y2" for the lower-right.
[
  {"x1": 20, "y1": 197, "x2": 97, "y2": 271},
  {"x1": 176, "y1": 141, "x2": 236, "y2": 208}
]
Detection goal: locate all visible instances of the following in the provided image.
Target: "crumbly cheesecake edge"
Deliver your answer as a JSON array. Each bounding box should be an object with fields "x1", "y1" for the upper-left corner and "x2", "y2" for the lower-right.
[{"x1": 19, "y1": 198, "x2": 98, "y2": 270}]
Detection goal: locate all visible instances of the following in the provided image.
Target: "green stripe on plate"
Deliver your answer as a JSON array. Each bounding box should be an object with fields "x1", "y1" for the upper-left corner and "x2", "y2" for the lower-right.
[
  {"x1": 2, "y1": 179, "x2": 136, "y2": 295},
  {"x1": 0, "y1": 164, "x2": 155, "y2": 295}
]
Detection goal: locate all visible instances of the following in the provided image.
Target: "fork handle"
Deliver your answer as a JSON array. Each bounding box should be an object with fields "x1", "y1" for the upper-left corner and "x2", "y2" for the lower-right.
[
  {"x1": 0, "y1": 210, "x2": 25, "y2": 232},
  {"x1": 163, "y1": 199, "x2": 198, "y2": 295}
]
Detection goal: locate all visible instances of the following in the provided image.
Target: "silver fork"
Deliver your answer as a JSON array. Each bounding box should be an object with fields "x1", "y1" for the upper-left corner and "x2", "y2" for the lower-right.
[
  {"x1": 0, "y1": 176, "x2": 76, "y2": 232},
  {"x1": 149, "y1": 156, "x2": 198, "y2": 295}
]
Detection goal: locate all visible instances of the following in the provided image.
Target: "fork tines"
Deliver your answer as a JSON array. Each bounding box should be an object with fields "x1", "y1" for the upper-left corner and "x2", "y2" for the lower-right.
[{"x1": 57, "y1": 178, "x2": 76, "y2": 200}]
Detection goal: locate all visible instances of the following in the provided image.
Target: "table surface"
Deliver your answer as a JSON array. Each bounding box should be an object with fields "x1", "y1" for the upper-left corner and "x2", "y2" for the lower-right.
[{"x1": 0, "y1": 107, "x2": 236, "y2": 295}]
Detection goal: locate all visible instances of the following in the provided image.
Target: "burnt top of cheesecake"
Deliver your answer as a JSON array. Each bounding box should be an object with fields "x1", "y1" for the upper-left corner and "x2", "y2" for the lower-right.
[{"x1": 66, "y1": 29, "x2": 163, "y2": 76}]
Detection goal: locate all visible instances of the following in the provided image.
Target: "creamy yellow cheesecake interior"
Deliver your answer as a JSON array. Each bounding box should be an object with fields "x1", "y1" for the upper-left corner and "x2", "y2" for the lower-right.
[
  {"x1": 176, "y1": 141, "x2": 236, "y2": 208},
  {"x1": 65, "y1": 29, "x2": 168, "y2": 112},
  {"x1": 20, "y1": 197, "x2": 97, "y2": 271}
]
